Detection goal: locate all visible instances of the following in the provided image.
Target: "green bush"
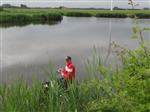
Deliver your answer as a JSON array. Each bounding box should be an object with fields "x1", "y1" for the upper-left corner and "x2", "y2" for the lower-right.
[{"x1": 84, "y1": 49, "x2": 150, "y2": 112}]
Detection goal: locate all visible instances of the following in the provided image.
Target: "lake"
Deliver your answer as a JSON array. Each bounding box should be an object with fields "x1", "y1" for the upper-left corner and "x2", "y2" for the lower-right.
[{"x1": 0, "y1": 17, "x2": 149, "y2": 83}]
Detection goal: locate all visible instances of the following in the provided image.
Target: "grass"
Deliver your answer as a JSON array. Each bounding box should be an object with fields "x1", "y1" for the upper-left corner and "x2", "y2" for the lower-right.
[
  {"x1": 0, "y1": 8, "x2": 149, "y2": 27},
  {"x1": 0, "y1": 10, "x2": 62, "y2": 27},
  {"x1": 0, "y1": 8, "x2": 149, "y2": 23}
]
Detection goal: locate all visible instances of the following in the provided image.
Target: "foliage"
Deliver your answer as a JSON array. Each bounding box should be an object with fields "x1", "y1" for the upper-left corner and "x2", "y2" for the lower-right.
[{"x1": 128, "y1": 0, "x2": 139, "y2": 9}]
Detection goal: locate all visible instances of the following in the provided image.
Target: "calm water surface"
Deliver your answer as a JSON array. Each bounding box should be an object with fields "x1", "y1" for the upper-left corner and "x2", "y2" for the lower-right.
[{"x1": 1, "y1": 17, "x2": 149, "y2": 83}]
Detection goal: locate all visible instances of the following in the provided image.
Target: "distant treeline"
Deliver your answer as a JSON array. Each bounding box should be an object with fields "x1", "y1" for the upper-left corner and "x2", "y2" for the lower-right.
[
  {"x1": 1, "y1": 4, "x2": 28, "y2": 8},
  {"x1": 0, "y1": 4, "x2": 149, "y2": 10}
]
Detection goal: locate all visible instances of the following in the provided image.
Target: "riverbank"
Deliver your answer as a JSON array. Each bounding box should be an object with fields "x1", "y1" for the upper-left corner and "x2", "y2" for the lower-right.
[{"x1": 0, "y1": 8, "x2": 150, "y2": 24}]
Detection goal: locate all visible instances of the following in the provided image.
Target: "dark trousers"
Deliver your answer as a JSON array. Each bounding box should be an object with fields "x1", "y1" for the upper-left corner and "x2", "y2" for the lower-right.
[
  {"x1": 57, "y1": 77, "x2": 68, "y2": 90},
  {"x1": 42, "y1": 77, "x2": 69, "y2": 92}
]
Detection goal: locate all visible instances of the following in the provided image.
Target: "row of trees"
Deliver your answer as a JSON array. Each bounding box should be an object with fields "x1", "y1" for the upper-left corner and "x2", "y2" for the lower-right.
[
  {"x1": 1, "y1": 4, "x2": 27, "y2": 8},
  {"x1": 0, "y1": 4, "x2": 149, "y2": 10}
]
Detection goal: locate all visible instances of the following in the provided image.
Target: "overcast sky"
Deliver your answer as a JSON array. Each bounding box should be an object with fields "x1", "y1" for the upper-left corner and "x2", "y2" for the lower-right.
[{"x1": 0, "y1": 0, "x2": 149, "y2": 8}]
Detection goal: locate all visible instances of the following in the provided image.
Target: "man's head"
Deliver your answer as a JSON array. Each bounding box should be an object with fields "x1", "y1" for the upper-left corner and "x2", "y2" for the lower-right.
[{"x1": 65, "y1": 56, "x2": 72, "y2": 64}]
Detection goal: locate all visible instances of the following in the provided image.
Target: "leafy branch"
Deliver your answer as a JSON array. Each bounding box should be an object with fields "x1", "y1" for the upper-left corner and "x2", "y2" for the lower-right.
[{"x1": 128, "y1": 0, "x2": 139, "y2": 9}]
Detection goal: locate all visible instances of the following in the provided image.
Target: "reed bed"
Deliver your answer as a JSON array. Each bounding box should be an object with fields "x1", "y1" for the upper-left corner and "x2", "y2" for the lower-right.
[{"x1": 0, "y1": 8, "x2": 149, "y2": 24}]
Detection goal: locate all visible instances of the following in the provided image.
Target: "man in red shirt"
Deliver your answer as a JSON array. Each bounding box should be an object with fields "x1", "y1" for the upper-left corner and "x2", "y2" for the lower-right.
[
  {"x1": 43, "y1": 56, "x2": 76, "y2": 91},
  {"x1": 58, "y1": 56, "x2": 76, "y2": 89},
  {"x1": 61, "y1": 56, "x2": 76, "y2": 80}
]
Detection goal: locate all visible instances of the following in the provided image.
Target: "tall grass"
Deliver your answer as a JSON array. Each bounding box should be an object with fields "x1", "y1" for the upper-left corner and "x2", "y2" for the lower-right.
[
  {"x1": 0, "y1": 8, "x2": 149, "y2": 27},
  {"x1": 0, "y1": 12, "x2": 63, "y2": 27},
  {"x1": 0, "y1": 8, "x2": 149, "y2": 24},
  {"x1": 0, "y1": 68, "x2": 81, "y2": 112}
]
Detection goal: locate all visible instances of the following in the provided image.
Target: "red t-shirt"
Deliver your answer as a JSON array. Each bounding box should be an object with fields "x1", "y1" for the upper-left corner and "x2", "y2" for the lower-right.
[{"x1": 62, "y1": 62, "x2": 76, "y2": 80}]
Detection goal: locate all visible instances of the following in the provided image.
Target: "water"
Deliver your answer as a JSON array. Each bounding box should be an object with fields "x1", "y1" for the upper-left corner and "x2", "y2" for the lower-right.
[{"x1": 0, "y1": 17, "x2": 149, "y2": 83}]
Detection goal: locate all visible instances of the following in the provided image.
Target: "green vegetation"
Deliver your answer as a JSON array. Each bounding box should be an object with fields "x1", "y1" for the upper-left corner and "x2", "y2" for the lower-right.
[
  {"x1": 0, "y1": 12, "x2": 62, "y2": 22},
  {"x1": 0, "y1": 7, "x2": 3, "y2": 11},
  {"x1": 0, "y1": 10, "x2": 62, "y2": 27},
  {"x1": 0, "y1": 16, "x2": 150, "y2": 112},
  {"x1": 0, "y1": 21, "x2": 60, "y2": 28},
  {"x1": 0, "y1": 8, "x2": 149, "y2": 27}
]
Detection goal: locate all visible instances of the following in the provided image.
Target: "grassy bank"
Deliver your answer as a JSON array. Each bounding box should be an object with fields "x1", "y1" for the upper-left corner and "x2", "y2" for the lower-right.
[
  {"x1": 0, "y1": 18, "x2": 150, "y2": 112},
  {"x1": 0, "y1": 8, "x2": 149, "y2": 27},
  {"x1": 0, "y1": 10, "x2": 62, "y2": 27},
  {"x1": 0, "y1": 8, "x2": 149, "y2": 25}
]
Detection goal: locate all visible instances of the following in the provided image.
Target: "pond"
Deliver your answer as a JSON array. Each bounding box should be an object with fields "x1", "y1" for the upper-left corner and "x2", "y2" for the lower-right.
[{"x1": 0, "y1": 17, "x2": 149, "y2": 83}]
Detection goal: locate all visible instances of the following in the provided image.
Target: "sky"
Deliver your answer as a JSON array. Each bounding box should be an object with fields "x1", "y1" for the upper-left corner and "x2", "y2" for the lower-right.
[{"x1": 0, "y1": 0, "x2": 149, "y2": 8}]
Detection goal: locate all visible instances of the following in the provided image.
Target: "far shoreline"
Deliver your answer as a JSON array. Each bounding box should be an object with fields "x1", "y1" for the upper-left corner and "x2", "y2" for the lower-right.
[{"x1": 0, "y1": 8, "x2": 149, "y2": 27}]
